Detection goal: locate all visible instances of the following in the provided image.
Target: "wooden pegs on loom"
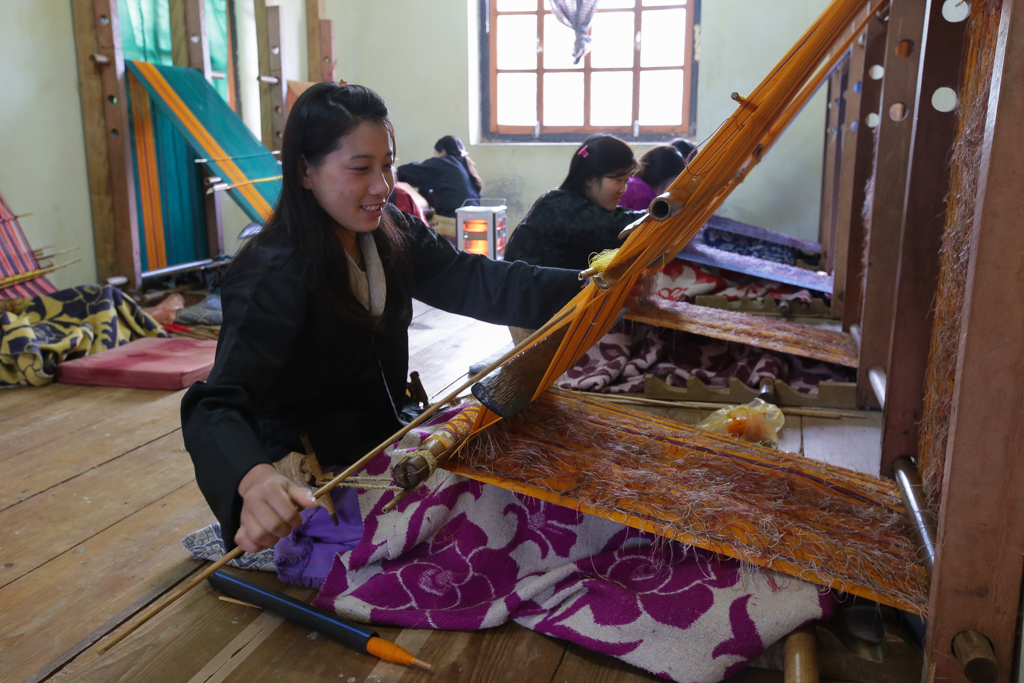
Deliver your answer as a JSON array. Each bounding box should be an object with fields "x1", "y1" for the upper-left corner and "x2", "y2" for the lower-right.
[
  {"x1": 300, "y1": 434, "x2": 338, "y2": 526},
  {"x1": 784, "y1": 625, "x2": 819, "y2": 683}
]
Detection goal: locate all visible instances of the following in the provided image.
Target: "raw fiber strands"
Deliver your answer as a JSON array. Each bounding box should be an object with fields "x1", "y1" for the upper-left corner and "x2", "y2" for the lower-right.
[
  {"x1": 451, "y1": 388, "x2": 929, "y2": 615},
  {"x1": 918, "y1": 0, "x2": 1002, "y2": 511},
  {"x1": 625, "y1": 298, "x2": 859, "y2": 368}
]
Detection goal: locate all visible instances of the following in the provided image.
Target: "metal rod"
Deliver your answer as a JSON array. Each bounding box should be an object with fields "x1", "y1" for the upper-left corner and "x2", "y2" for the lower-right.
[
  {"x1": 867, "y1": 364, "x2": 886, "y2": 409},
  {"x1": 891, "y1": 455, "x2": 937, "y2": 575},
  {"x1": 648, "y1": 192, "x2": 683, "y2": 221}
]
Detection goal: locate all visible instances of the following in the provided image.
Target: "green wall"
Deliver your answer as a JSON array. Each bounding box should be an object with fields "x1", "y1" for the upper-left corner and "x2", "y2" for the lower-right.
[{"x1": 325, "y1": 0, "x2": 831, "y2": 241}]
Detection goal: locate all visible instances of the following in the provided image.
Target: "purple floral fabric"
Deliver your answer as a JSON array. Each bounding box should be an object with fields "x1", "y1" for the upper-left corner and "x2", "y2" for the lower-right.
[{"x1": 312, "y1": 407, "x2": 834, "y2": 682}]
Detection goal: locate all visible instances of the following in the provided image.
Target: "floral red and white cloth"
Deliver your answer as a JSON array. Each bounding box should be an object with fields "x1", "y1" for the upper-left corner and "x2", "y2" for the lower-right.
[
  {"x1": 313, "y1": 407, "x2": 834, "y2": 682},
  {"x1": 655, "y1": 257, "x2": 814, "y2": 303}
]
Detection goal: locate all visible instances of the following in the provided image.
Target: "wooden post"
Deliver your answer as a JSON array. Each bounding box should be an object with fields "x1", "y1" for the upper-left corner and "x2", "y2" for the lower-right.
[
  {"x1": 817, "y1": 57, "x2": 847, "y2": 273},
  {"x1": 319, "y1": 18, "x2": 336, "y2": 82},
  {"x1": 70, "y1": 0, "x2": 141, "y2": 287},
  {"x1": 255, "y1": 1, "x2": 284, "y2": 151},
  {"x1": 840, "y1": 13, "x2": 888, "y2": 330},
  {"x1": 878, "y1": 0, "x2": 968, "y2": 476},
  {"x1": 854, "y1": 0, "x2": 927, "y2": 407},
  {"x1": 306, "y1": 0, "x2": 335, "y2": 81},
  {"x1": 171, "y1": 0, "x2": 224, "y2": 257},
  {"x1": 925, "y1": 0, "x2": 1024, "y2": 679}
]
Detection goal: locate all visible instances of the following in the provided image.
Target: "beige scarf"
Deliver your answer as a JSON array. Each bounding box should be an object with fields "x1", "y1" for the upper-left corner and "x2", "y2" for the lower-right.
[{"x1": 345, "y1": 232, "x2": 386, "y2": 316}]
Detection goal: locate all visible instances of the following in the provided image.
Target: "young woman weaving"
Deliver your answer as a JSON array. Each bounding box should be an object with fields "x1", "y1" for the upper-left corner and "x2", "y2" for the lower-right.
[
  {"x1": 503, "y1": 135, "x2": 645, "y2": 271},
  {"x1": 181, "y1": 83, "x2": 580, "y2": 559}
]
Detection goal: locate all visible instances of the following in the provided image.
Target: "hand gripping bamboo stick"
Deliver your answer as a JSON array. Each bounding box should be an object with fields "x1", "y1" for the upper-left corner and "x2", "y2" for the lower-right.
[{"x1": 98, "y1": 306, "x2": 573, "y2": 654}]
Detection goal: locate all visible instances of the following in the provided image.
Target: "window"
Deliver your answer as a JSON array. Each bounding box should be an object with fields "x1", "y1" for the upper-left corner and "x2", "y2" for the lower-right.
[{"x1": 483, "y1": 0, "x2": 698, "y2": 140}]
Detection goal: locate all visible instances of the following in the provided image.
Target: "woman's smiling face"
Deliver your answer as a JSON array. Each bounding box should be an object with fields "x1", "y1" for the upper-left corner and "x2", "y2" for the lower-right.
[{"x1": 300, "y1": 120, "x2": 396, "y2": 234}]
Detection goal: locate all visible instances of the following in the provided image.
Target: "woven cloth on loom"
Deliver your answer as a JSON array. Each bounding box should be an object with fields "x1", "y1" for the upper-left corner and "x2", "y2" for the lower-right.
[
  {"x1": 626, "y1": 298, "x2": 859, "y2": 367},
  {"x1": 654, "y1": 257, "x2": 814, "y2": 303},
  {"x1": 449, "y1": 389, "x2": 929, "y2": 615},
  {"x1": 558, "y1": 319, "x2": 852, "y2": 395},
  {"x1": 0, "y1": 193, "x2": 57, "y2": 299},
  {"x1": 126, "y1": 61, "x2": 281, "y2": 222}
]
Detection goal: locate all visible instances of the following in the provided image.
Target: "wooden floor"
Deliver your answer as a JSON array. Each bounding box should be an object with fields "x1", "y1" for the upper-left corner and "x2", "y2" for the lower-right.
[{"x1": 0, "y1": 303, "x2": 884, "y2": 683}]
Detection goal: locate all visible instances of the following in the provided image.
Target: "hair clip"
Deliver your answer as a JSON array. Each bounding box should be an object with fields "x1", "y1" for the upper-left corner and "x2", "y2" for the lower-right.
[
  {"x1": 577, "y1": 145, "x2": 589, "y2": 158},
  {"x1": 338, "y1": 78, "x2": 349, "y2": 86}
]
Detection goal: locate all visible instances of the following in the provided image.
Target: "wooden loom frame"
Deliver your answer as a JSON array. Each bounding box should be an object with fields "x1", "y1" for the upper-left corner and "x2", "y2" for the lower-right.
[{"x1": 796, "y1": 0, "x2": 1024, "y2": 678}]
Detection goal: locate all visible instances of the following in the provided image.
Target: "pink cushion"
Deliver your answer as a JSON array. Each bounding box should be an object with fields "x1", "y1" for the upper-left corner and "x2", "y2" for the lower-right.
[{"x1": 56, "y1": 337, "x2": 217, "y2": 391}]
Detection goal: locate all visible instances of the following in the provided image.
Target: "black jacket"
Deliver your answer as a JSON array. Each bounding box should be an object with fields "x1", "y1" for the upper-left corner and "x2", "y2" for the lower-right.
[
  {"x1": 503, "y1": 190, "x2": 645, "y2": 271},
  {"x1": 181, "y1": 209, "x2": 579, "y2": 545},
  {"x1": 396, "y1": 156, "x2": 480, "y2": 217}
]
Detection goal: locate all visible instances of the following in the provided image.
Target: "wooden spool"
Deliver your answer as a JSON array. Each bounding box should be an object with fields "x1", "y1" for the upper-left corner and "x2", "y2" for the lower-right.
[
  {"x1": 952, "y1": 631, "x2": 998, "y2": 683},
  {"x1": 784, "y1": 625, "x2": 819, "y2": 683}
]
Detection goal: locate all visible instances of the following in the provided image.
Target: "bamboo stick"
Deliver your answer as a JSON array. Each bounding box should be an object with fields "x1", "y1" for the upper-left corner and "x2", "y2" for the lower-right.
[
  {"x1": 590, "y1": 393, "x2": 867, "y2": 419},
  {"x1": 0, "y1": 259, "x2": 81, "y2": 291}
]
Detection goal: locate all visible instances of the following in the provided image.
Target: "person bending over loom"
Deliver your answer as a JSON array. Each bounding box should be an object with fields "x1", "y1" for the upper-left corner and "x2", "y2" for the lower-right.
[
  {"x1": 503, "y1": 135, "x2": 645, "y2": 271},
  {"x1": 181, "y1": 83, "x2": 580, "y2": 557},
  {"x1": 618, "y1": 144, "x2": 687, "y2": 211},
  {"x1": 396, "y1": 135, "x2": 482, "y2": 239}
]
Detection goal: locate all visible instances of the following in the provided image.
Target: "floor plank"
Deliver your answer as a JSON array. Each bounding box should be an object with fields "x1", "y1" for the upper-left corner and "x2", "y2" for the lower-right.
[
  {"x1": 0, "y1": 389, "x2": 185, "y2": 511},
  {"x1": 406, "y1": 307, "x2": 478, "y2": 358},
  {"x1": 802, "y1": 412, "x2": 882, "y2": 474},
  {"x1": 409, "y1": 317, "x2": 511, "y2": 398},
  {"x1": 0, "y1": 430, "x2": 192, "y2": 588},
  {"x1": 0, "y1": 383, "x2": 90, "y2": 425},
  {"x1": 0, "y1": 485, "x2": 213, "y2": 683},
  {"x1": 0, "y1": 385, "x2": 169, "y2": 460},
  {"x1": 552, "y1": 642, "x2": 663, "y2": 682}
]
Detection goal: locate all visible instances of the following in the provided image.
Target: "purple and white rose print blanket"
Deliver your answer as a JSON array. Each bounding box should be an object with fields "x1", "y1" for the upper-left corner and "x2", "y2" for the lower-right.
[{"x1": 312, "y1": 407, "x2": 835, "y2": 682}]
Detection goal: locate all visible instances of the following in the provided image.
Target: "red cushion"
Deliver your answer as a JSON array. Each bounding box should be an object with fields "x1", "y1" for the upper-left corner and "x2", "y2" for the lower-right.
[{"x1": 56, "y1": 337, "x2": 217, "y2": 391}]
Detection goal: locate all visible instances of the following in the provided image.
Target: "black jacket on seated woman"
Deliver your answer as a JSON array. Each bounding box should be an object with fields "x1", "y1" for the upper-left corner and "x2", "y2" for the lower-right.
[
  {"x1": 180, "y1": 85, "x2": 579, "y2": 552},
  {"x1": 503, "y1": 135, "x2": 645, "y2": 272},
  {"x1": 396, "y1": 136, "x2": 483, "y2": 218}
]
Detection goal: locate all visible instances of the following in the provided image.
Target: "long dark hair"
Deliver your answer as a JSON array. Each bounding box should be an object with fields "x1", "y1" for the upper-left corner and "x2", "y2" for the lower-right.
[
  {"x1": 434, "y1": 135, "x2": 483, "y2": 193},
  {"x1": 238, "y1": 82, "x2": 407, "y2": 331},
  {"x1": 635, "y1": 145, "x2": 686, "y2": 190},
  {"x1": 559, "y1": 135, "x2": 636, "y2": 198}
]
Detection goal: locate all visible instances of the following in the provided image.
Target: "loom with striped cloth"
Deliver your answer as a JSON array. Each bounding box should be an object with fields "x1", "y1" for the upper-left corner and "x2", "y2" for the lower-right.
[
  {"x1": 125, "y1": 60, "x2": 280, "y2": 271},
  {"x1": 389, "y1": 0, "x2": 931, "y2": 617},
  {"x1": 0, "y1": 193, "x2": 58, "y2": 299}
]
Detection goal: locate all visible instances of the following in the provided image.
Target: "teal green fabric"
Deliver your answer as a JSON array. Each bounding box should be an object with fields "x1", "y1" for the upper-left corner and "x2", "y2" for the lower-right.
[
  {"x1": 127, "y1": 61, "x2": 282, "y2": 223},
  {"x1": 206, "y1": 0, "x2": 230, "y2": 103},
  {"x1": 154, "y1": 106, "x2": 210, "y2": 265},
  {"x1": 119, "y1": 0, "x2": 231, "y2": 104},
  {"x1": 120, "y1": 0, "x2": 230, "y2": 270},
  {"x1": 118, "y1": 0, "x2": 173, "y2": 66}
]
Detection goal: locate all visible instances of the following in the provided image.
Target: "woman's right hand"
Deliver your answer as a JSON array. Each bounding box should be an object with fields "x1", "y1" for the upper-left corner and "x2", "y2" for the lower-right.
[{"x1": 235, "y1": 463, "x2": 317, "y2": 553}]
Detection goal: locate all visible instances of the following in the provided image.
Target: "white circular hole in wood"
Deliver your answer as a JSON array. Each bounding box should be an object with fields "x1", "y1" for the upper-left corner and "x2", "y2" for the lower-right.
[
  {"x1": 932, "y1": 87, "x2": 958, "y2": 112},
  {"x1": 866, "y1": 112, "x2": 881, "y2": 128},
  {"x1": 869, "y1": 64, "x2": 885, "y2": 80},
  {"x1": 942, "y1": 0, "x2": 971, "y2": 22}
]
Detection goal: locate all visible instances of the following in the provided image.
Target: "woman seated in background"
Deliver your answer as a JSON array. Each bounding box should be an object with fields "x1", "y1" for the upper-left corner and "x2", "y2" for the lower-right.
[
  {"x1": 618, "y1": 144, "x2": 687, "y2": 211},
  {"x1": 503, "y1": 135, "x2": 644, "y2": 272},
  {"x1": 397, "y1": 135, "x2": 482, "y2": 237},
  {"x1": 670, "y1": 137, "x2": 697, "y2": 161}
]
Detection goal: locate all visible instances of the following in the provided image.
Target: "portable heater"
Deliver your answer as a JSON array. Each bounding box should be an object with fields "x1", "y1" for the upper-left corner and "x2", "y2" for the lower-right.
[{"x1": 455, "y1": 200, "x2": 507, "y2": 260}]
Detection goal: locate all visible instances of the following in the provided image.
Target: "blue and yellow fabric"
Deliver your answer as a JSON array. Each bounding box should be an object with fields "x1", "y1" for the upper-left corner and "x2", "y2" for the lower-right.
[{"x1": 0, "y1": 285, "x2": 167, "y2": 387}]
